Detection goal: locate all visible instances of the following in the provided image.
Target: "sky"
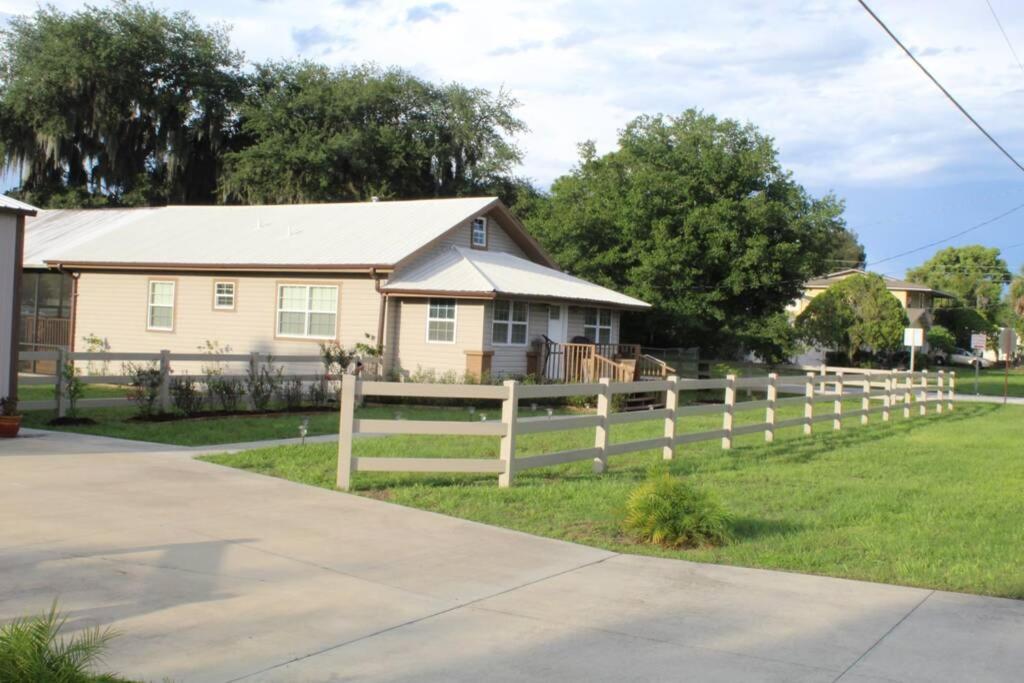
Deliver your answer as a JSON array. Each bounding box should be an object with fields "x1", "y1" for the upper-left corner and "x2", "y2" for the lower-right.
[{"x1": 2, "y1": 0, "x2": 1024, "y2": 279}]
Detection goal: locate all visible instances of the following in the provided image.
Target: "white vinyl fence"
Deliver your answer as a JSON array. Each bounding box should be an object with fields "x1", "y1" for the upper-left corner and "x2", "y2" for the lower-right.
[{"x1": 336, "y1": 369, "x2": 957, "y2": 489}]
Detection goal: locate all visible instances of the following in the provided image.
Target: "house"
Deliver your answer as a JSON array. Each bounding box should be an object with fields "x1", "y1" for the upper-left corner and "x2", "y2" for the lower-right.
[
  {"x1": 788, "y1": 268, "x2": 954, "y2": 364},
  {"x1": 25, "y1": 197, "x2": 651, "y2": 381},
  {"x1": 1, "y1": 194, "x2": 38, "y2": 399}
]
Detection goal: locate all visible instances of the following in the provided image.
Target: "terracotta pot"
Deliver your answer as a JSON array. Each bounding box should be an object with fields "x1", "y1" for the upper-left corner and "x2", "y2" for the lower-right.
[{"x1": 0, "y1": 415, "x2": 22, "y2": 438}]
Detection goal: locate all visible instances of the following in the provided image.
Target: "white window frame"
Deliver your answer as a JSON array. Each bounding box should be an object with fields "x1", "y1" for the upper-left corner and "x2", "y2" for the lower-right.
[
  {"x1": 492, "y1": 300, "x2": 529, "y2": 346},
  {"x1": 583, "y1": 307, "x2": 613, "y2": 344},
  {"x1": 213, "y1": 281, "x2": 236, "y2": 310},
  {"x1": 147, "y1": 280, "x2": 175, "y2": 331},
  {"x1": 275, "y1": 283, "x2": 339, "y2": 340},
  {"x1": 471, "y1": 217, "x2": 487, "y2": 248},
  {"x1": 426, "y1": 298, "x2": 457, "y2": 344}
]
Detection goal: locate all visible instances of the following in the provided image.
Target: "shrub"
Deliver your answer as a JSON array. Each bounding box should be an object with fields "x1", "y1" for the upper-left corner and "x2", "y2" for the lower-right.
[
  {"x1": 80, "y1": 333, "x2": 111, "y2": 376},
  {"x1": 1, "y1": 396, "x2": 17, "y2": 416},
  {"x1": 623, "y1": 473, "x2": 732, "y2": 548},
  {"x1": 169, "y1": 375, "x2": 204, "y2": 416},
  {"x1": 927, "y1": 325, "x2": 957, "y2": 355},
  {"x1": 124, "y1": 362, "x2": 163, "y2": 418},
  {"x1": 246, "y1": 355, "x2": 282, "y2": 411},
  {"x1": 279, "y1": 378, "x2": 304, "y2": 411},
  {"x1": 307, "y1": 379, "x2": 330, "y2": 408},
  {"x1": 198, "y1": 340, "x2": 231, "y2": 410},
  {"x1": 0, "y1": 601, "x2": 120, "y2": 683},
  {"x1": 209, "y1": 377, "x2": 244, "y2": 412},
  {"x1": 55, "y1": 361, "x2": 86, "y2": 417}
]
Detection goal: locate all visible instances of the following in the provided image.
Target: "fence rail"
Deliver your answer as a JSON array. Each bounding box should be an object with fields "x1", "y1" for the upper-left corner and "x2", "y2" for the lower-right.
[{"x1": 336, "y1": 369, "x2": 957, "y2": 490}]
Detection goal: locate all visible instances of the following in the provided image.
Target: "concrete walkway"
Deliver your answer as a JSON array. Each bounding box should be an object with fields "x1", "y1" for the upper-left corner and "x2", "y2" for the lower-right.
[{"x1": 2, "y1": 430, "x2": 1022, "y2": 682}]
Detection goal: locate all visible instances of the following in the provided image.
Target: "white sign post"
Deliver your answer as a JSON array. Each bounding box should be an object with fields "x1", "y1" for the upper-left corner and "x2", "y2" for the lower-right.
[
  {"x1": 971, "y1": 333, "x2": 987, "y2": 395},
  {"x1": 904, "y1": 327, "x2": 924, "y2": 372}
]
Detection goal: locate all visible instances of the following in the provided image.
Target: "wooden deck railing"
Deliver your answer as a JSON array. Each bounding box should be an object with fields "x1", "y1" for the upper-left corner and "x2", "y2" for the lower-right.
[{"x1": 543, "y1": 342, "x2": 645, "y2": 383}]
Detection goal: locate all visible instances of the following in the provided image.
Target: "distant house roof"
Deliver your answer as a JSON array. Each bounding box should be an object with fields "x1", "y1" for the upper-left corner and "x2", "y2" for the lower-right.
[
  {"x1": 0, "y1": 194, "x2": 37, "y2": 215},
  {"x1": 384, "y1": 246, "x2": 651, "y2": 309},
  {"x1": 28, "y1": 197, "x2": 555, "y2": 271},
  {"x1": 804, "y1": 268, "x2": 954, "y2": 298}
]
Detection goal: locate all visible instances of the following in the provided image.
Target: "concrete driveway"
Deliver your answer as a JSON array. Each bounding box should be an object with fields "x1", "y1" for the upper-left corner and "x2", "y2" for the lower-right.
[{"x1": 2, "y1": 429, "x2": 1022, "y2": 682}]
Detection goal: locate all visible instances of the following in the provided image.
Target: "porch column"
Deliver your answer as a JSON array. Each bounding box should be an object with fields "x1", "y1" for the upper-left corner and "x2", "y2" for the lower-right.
[{"x1": 1, "y1": 207, "x2": 34, "y2": 400}]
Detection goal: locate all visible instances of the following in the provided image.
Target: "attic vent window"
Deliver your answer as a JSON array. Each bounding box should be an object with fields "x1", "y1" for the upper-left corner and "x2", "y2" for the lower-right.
[{"x1": 471, "y1": 217, "x2": 488, "y2": 248}]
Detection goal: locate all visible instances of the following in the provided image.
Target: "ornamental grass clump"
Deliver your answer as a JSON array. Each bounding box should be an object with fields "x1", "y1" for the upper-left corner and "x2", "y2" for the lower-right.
[{"x1": 623, "y1": 473, "x2": 732, "y2": 548}]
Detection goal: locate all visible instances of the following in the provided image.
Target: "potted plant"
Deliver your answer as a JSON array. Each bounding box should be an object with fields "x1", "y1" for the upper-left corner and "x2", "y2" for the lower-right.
[{"x1": 0, "y1": 396, "x2": 20, "y2": 438}]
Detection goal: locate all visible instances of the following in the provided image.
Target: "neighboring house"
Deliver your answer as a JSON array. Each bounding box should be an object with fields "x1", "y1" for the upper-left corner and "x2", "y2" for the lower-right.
[
  {"x1": 0, "y1": 194, "x2": 38, "y2": 399},
  {"x1": 788, "y1": 268, "x2": 954, "y2": 364},
  {"x1": 25, "y1": 197, "x2": 651, "y2": 380}
]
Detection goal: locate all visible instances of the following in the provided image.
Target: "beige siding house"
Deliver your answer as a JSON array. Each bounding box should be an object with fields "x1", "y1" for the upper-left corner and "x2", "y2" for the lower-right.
[{"x1": 28, "y1": 197, "x2": 650, "y2": 380}]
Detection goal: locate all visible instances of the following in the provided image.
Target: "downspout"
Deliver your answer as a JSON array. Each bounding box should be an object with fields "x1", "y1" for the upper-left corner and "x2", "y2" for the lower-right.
[
  {"x1": 56, "y1": 265, "x2": 80, "y2": 353},
  {"x1": 371, "y1": 268, "x2": 388, "y2": 368}
]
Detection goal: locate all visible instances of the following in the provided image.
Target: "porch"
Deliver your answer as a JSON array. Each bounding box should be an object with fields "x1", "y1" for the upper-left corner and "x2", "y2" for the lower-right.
[{"x1": 539, "y1": 340, "x2": 675, "y2": 383}]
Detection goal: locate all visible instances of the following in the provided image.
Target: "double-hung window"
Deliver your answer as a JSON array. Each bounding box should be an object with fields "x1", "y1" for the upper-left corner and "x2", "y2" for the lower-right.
[
  {"x1": 277, "y1": 284, "x2": 338, "y2": 339},
  {"x1": 492, "y1": 300, "x2": 528, "y2": 345},
  {"x1": 213, "y1": 281, "x2": 236, "y2": 310},
  {"x1": 471, "y1": 217, "x2": 487, "y2": 248},
  {"x1": 147, "y1": 280, "x2": 175, "y2": 331},
  {"x1": 427, "y1": 298, "x2": 457, "y2": 343},
  {"x1": 583, "y1": 307, "x2": 613, "y2": 343}
]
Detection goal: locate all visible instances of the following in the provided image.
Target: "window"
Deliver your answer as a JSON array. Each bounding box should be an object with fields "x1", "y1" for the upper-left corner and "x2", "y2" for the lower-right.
[
  {"x1": 427, "y1": 298, "x2": 457, "y2": 343},
  {"x1": 471, "y1": 217, "x2": 487, "y2": 248},
  {"x1": 583, "y1": 307, "x2": 612, "y2": 344},
  {"x1": 493, "y1": 301, "x2": 529, "y2": 345},
  {"x1": 214, "y1": 281, "x2": 236, "y2": 310},
  {"x1": 276, "y1": 284, "x2": 338, "y2": 339},
  {"x1": 147, "y1": 280, "x2": 175, "y2": 331}
]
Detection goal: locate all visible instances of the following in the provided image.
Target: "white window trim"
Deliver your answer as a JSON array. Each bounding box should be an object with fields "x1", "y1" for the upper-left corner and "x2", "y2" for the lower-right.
[
  {"x1": 147, "y1": 280, "x2": 175, "y2": 331},
  {"x1": 492, "y1": 300, "x2": 529, "y2": 346},
  {"x1": 583, "y1": 307, "x2": 613, "y2": 344},
  {"x1": 425, "y1": 298, "x2": 458, "y2": 344},
  {"x1": 471, "y1": 217, "x2": 487, "y2": 248},
  {"x1": 276, "y1": 283, "x2": 339, "y2": 340},
  {"x1": 213, "y1": 281, "x2": 236, "y2": 310}
]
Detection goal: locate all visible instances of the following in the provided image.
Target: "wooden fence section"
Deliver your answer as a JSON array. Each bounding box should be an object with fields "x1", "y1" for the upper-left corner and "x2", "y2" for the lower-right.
[
  {"x1": 336, "y1": 369, "x2": 957, "y2": 490},
  {"x1": 17, "y1": 349, "x2": 328, "y2": 416}
]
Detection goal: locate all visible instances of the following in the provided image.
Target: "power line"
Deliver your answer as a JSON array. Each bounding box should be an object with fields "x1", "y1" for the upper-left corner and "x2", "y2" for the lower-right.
[
  {"x1": 857, "y1": 0, "x2": 1024, "y2": 175},
  {"x1": 985, "y1": 0, "x2": 1024, "y2": 79}
]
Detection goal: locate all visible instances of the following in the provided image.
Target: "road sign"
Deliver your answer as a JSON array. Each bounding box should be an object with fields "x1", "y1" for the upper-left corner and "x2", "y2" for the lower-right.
[
  {"x1": 971, "y1": 333, "x2": 988, "y2": 352},
  {"x1": 1000, "y1": 328, "x2": 1017, "y2": 356},
  {"x1": 903, "y1": 328, "x2": 923, "y2": 347}
]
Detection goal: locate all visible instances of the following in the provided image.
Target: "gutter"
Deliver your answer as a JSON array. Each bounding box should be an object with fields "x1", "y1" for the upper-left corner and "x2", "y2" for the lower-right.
[{"x1": 371, "y1": 268, "x2": 387, "y2": 358}]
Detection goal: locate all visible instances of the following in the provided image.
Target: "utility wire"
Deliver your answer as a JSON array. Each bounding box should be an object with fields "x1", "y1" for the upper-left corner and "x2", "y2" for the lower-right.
[
  {"x1": 857, "y1": 0, "x2": 1024, "y2": 175},
  {"x1": 985, "y1": 0, "x2": 1024, "y2": 78}
]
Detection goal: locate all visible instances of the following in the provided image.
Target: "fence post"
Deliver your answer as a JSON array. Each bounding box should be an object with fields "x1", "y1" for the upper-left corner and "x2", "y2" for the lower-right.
[
  {"x1": 882, "y1": 374, "x2": 892, "y2": 422},
  {"x1": 158, "y1": 349, "x2": 172, "y2": 413},
  {"x1": 765, "y1": 372, "x2": 778, "y2": 443},
  {"x1": 948, "y1": 371, "x2": 956, "y2": 411},
  {"x1": 593, "y1": 378, "x2": 611, "y2": 473},
  {"x1": 55, "y1": 348, "x2": 66, "y2": 418},
  {"x1": 904, "y1": 373, "x2": 913, "y2": 418},
  {"x1": 499, "y1": 380, "x2": 519, "y2": 487},
  {"x1": 662, "y1": 376, "x2": 678, "y2": 460},
  {"x1": 935, "y1": 370, "x2": 944, "y2": 414},
  {"x1": 721, "y1": 374, "x2": 736, "y2": 449},
  {"x1": 919, "y1": 370, "x2": 928, "y2": 417},
  {"x1": 804, "y1": 372, "x2": 815, "y2": 436},
  {"x1": 861, "y1": 377, "x2": 871, "y2": 425},
  {"x1": 336, "y1": 374, "x2": 356, "y2": 491},
  {"x1": 833, "y1": 371, "x2": 844, "y2": 431},
  {"x1": 819, "y1": 363, "x2": 827, "y2": 393}
]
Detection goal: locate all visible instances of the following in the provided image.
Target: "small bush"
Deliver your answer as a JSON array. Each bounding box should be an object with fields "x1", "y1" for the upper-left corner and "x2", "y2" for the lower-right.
[
  {"x1": 209, "y1": 377, "x2": 244, "y2": 412},
  {"x1": 307, "y1": 379, "x2": 330, "y2": 408},
  {"x1": 0, "y1": 601, "x2": 121, "y2": 683},
  {"x1": 124, "y1": 362, "x2": 162, "y2": 418},
  {"x1": 55, "y1": 361, "x2": 86, "y2": 417},
  {"x1": 279, "y1": 378, "x2": 304, "y2": 410},
  {"x1": 246, "y1": 356, "x2": 282, "y2": 411},
  {"x1": 623, "y1": 473, "x2": 732, "y2": 548},
  {"x1": 170, "y1": 375, "x2": 204, "y2": 416}
]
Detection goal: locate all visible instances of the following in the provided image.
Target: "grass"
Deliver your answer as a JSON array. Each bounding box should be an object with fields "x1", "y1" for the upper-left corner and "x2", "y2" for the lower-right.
[
  {"x1": 202, "y1": 401, "x2": 1024, "y2": 598},
  {"x1": 961, "y1": 366, "x2": 1024, "y2": 398},
  {"x1": 17, "y1": 384, "x2": 128, "y2": 402},
  {"x1": 19, "y1": 402, "x2": 567, "y2": 447}
]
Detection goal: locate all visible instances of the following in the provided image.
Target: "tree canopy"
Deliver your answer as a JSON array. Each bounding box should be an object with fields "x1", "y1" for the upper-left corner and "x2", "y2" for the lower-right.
[
  {"x1": 906, "y1": 245, "x2": 1010, "y2": 319},
  {"x1": 795, "y1": 273, "x2": 907, "y2": 363},
  {"x1": 524, "y1": 110, "x2": 862, "y2": 349}
]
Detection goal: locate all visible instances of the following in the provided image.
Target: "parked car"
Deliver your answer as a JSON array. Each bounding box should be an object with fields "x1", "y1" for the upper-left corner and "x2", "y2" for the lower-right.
[{"x1": 935, "y1": 348, "x2": 994, "y2": 368}]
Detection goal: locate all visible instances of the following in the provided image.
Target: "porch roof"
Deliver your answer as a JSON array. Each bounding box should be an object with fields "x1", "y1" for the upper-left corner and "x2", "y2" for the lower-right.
[{"x1": 383, "y1": 246, "x2": 650, "y2": 309}]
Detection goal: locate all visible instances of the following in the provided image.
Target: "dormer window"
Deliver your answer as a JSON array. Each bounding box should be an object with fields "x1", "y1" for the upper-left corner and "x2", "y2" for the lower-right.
[{"x1": 471, "y1": 217, "x2": 488, "y2": 248}]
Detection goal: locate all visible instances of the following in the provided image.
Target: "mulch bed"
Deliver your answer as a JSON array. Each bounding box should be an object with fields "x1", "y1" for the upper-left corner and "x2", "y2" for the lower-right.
[{"x1": 48, "y1": 416, "x2": 98, "y2": 426}]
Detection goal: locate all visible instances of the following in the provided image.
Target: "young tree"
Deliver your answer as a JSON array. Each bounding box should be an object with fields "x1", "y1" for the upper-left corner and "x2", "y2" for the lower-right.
[
  {"x1": 795, "y1": 274, "x2": 907, "y2": 364},
  {"x1": 0, "y1": 2, "x2": 244, "y2": 206},
  {"x1": 525, "y1": 110, "x2": 861, "y2": 349}
]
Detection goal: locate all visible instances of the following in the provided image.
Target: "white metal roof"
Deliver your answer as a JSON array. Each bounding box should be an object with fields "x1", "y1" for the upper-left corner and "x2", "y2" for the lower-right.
[
  {"x1": 28, "y1": 197, "x2": 499, "y2": 268},
  {"x1": 0, "y1": 194, "x2": 38, "y2": 214},
  {"x1": 384, "y1": 246, "x2": 650, "y2": 309}
]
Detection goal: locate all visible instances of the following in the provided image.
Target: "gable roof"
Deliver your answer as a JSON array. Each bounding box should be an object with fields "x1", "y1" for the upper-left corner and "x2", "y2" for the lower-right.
[
  {"x1": 805, "y1": 268, "x2": 954, "y2": 297},
  {"x1": 0, "y1": 194, "x2": 37, "y2": 215},
  {"x1": 384, "y1": 245, "x2": 651, "y2": 309},
  {"x1": 30, "y1": 197, "x2": 555, "y2": 271}
]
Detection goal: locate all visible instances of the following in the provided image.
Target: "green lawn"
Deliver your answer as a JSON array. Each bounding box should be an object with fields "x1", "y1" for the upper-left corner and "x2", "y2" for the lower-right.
[
  {"x1": 963, "y1": 367, "x2": 1024, "y2": 398},
  {"x1": 203, "y1": 402, "x2": 1024, "y2": 598},
  {"x1": 17, "y1": 383, "x2": 129, "y2": 401}
]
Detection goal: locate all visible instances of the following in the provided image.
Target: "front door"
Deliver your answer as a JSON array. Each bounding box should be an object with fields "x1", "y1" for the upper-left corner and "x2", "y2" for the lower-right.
[{"x1": 547, "y1": 304, "x2": 568, "y2": 379}]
